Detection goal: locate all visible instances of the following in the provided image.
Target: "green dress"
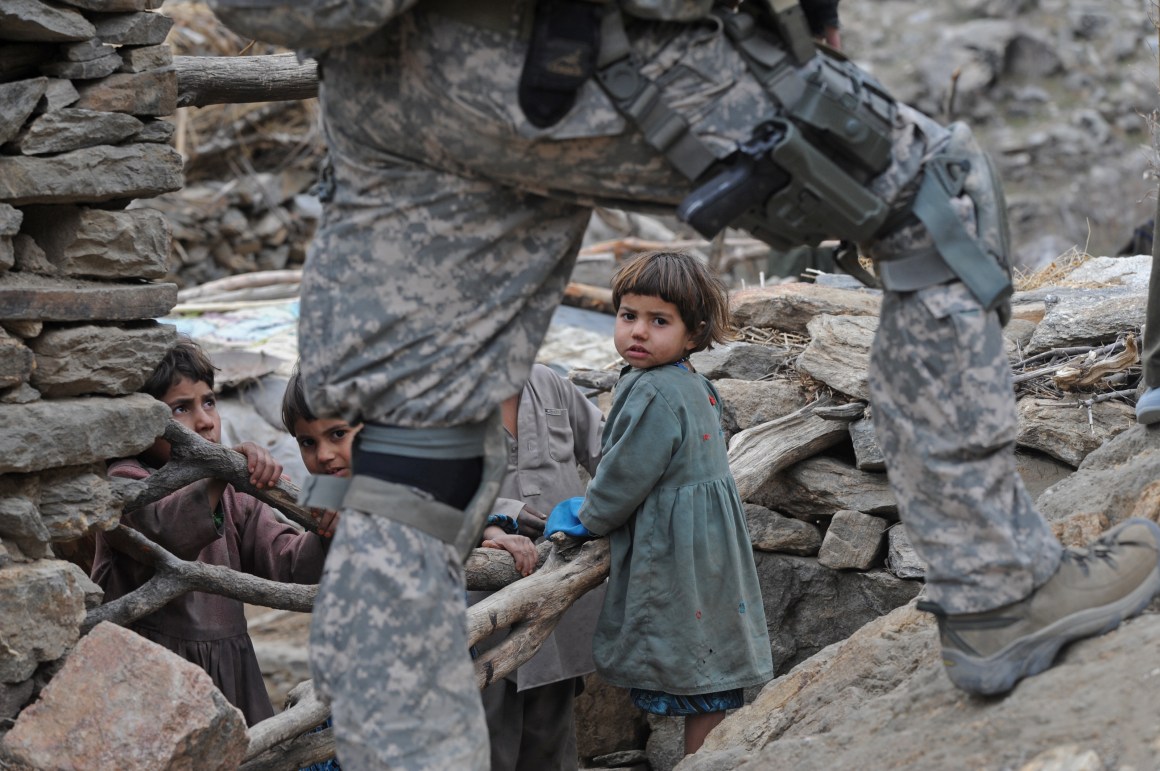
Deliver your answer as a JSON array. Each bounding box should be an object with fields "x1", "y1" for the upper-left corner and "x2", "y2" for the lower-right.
[{"x1": 579, "y1": 364, "x2": 774, "y2": 695}]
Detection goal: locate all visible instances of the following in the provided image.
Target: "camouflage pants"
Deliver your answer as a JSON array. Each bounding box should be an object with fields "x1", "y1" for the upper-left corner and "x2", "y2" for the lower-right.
[
  {"x1": 309, "y1": 511, "x2": 488, "y2": 770},
  {"x1": 869, "y1": 283, "x2": 1062, "y2": 613}
]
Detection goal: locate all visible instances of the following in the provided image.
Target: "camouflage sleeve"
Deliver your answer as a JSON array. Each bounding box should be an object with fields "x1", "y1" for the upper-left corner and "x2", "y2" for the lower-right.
[{"x1": 207, "y1": 0, "x2": 420, "y2": 50}]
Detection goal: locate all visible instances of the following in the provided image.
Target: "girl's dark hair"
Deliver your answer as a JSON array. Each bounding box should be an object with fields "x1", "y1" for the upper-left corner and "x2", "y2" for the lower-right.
[
  {"x1": 281, "y1": 366, "x2": 316, "y2": 436},
  {"x1": 142, "y1": 335, "x2": 217, "y2": 398},
  {"x1": 611, "y1": 251, "x2": 735, "y2": 354}
]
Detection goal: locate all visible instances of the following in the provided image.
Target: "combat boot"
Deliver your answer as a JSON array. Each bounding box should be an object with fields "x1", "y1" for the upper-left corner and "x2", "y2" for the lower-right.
[
  {"x1": 918, "y1": 517, "x2": 1160, "y2": 696},
  {"x1": 1136, "y1": 386, "x2": 1160, "y2": 425}
]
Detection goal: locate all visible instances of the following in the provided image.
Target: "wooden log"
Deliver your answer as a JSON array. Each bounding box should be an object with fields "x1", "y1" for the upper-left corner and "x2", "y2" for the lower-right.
[
  {"x1": 243, "y1": 681, "x2": 332, "y2": 768},
  {"x1": 174, "y1": 54, "x2": 318, "y2": 108},
  {"x1": 469, "y1": 536, "x2": 610, "y2": 689},
  {"x1": 727, "y1": 397, "x2": 852, "y2": 501},
  {"x1": 561, "y1": 282, "x2": 615, "y2": 315}
]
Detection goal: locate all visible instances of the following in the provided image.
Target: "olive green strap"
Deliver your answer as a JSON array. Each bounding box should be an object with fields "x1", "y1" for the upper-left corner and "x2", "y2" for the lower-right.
[
  {"x1": 595, "y1": 4, "x2": 719, "y2": 181},
  {"x1": 909, "y1": 156, "x2": 1013, "y2": 313}
]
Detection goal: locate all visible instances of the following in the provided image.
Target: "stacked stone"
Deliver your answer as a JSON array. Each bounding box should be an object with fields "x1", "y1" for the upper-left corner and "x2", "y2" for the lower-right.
[{"x1": 0, "y1": 0, "x2": 183, "y2": 737}]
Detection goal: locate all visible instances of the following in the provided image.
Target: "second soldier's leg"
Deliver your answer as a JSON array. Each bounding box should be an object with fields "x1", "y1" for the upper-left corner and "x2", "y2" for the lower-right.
[
  {"x1": 869, "y1": 283, "x2": 1061, "y2": 614},
  {"x1": 867, "y1": 131, "x2": 1160, "y2": 695}
]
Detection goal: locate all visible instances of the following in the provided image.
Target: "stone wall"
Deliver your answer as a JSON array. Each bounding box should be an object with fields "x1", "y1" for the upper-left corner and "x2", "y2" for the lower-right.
[{"x1": 0, "y1": 0, "x2": 181, "y2": 733}]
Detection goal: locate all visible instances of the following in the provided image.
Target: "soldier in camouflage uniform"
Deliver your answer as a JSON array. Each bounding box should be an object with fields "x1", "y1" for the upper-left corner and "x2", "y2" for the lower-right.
[{"x1": 209, "y1": 0, "x2": 1160, "y2": 767}]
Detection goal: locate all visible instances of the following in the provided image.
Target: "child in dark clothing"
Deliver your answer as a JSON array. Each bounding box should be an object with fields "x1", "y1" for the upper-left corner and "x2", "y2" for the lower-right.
[
  {"x1": 547, "y1": 251, "x2": 773, "y2": 755},
  {"x1": 91, "y1": 337, "x2": 330, "y2": 726},
  {"x1": 282, "y1": 366, "x2": 357, "y2": 771}
]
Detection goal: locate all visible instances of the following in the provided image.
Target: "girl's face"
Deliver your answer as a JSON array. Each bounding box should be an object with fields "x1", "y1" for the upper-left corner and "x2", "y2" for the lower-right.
[
  {"x1": 614, "y1": 292, "x2": 697, "y2": 369},
  {"x1": 294, "y1": 418, "x2": 361, "y2": 477}
]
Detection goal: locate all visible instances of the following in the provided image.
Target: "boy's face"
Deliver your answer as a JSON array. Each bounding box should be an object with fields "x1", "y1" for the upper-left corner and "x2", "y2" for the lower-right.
[
  {"x1": 294, "y1": 418, "x2": 361, "y2": 477},
  {"x1": 614, "y1": 292, "x2": 696, "y2": 369},
  {"x1": 142, "y1": 376, "x2": 221, "y2": 466}
]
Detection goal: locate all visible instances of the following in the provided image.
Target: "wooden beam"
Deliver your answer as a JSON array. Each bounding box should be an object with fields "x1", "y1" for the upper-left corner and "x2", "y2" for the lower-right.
[{"x1": 174, "y1": 53, "x2": 318, "y2": 108}]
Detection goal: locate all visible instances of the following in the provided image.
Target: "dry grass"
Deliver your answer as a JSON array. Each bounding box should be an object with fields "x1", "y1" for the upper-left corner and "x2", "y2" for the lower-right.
[{"x1": 1012, "y1": 246, "x2": 1094, "y2": 292}]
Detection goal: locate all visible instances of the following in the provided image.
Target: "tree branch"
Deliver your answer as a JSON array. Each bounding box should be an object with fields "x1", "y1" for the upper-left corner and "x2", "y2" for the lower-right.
[
  {"x1": 118, "y1": 419, "x2": 318, "y2": 531},
  {"x1": 82, "y1": 525, "x2": 319, "y2": 633},
  {"x1": 85, "y1": 524, "x2": 552, "y2": 633}
]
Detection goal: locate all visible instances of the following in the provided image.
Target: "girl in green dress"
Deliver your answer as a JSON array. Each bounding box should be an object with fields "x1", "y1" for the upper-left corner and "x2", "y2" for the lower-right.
[{"x1": 547, "y1": 251, "x2": 773, "y2": 755}]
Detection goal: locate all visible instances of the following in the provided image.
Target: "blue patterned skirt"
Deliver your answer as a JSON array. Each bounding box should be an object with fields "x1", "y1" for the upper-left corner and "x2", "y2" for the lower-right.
[{"x1": 629, "y1": 687, "x2": 744, "y2": 716}]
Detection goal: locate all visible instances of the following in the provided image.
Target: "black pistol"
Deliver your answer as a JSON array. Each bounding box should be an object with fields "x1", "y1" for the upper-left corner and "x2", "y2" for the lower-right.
[{"x1": 677, "y1": 122, "x2": 790, "y2": 240}]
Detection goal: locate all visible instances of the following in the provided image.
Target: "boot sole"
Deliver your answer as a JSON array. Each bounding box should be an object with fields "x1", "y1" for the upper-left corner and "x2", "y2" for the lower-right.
[{"x1": 940, "y1": 543, "x2": 1160, "y2": 696}]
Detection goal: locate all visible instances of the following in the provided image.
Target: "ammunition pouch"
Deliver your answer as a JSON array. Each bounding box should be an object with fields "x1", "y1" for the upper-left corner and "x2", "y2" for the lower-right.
[{"x1": 520, "y1": 0, "x2": 604, "y2": 128}]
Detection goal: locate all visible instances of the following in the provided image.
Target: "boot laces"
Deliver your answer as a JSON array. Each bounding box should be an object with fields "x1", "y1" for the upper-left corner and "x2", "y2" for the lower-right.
[{"x1": 1062, "y1": 538, "x2": 1119, "y2": 576}]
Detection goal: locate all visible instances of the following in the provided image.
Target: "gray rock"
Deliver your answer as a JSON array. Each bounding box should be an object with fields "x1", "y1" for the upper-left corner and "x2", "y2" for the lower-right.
[
  {"x1": 884, "y1": 523, "x2": 926, "y2": 580},
  {"x1": 0, "y1": 559, "x2": 90, "y2": 682},
  {"x1": 0, "y1": 273, "x2": 177, "y2": 322},
  {"x1": 9, "y1": 108, "x2": 143, "y2": 155},
  {"x1": 60, "y1": 37, "x2": 114, "y2": 62},
  {"x1": 57, "y1": 0, "x2": 165, "y2": 9},
  {"x1": 731, "y1": 283, "x2": 882, "y2": 336},
  {"x1": 753, "y1": 457, "x2": 897, "y2": 522},
  {"x1": 73, "y1": 69, "x2": 177, "y2": 116},
  {"x1": 849, "y1": 416, "x2": 885, "y2": 471},
  {"x1": 683, "y1": 605, "x2": 1160, "y2": 771},
  {"x1": 37, "y1": 464, "x2": 122, "y2": 541},
  {"x1": 753, "y1": 554, "x2": 920, "y2": 675},
  {"x1": 818, "y1": 510, "x2": 889, "y2": 570},
  {"x1": 0, "y1": 392, "x2": 168, "y2": 474},
  {"x1": 1016, "y1": 396, "x2": 1134, "y2": 468},
  {"x1": 30, "y1": 322, "x2": 176, "y2": 397},
  {"x1": 118, "y1": 43, "x2": 172, "y2": 73},
  {"x1": 1025, "y1": 286, "x2": 1146, "y2": 355},
  {"x1": 689, "y1": 342, "x2": 791, "y2": 381},
  {"x1": 36, "y1": 77, "x2": 79, "y2": 112},
  {"x1": 0, "y1": 143, "x2": 183, "y2": 205},
  {"x1": 0, "y1": 474, "x2": 50, "y2": 545},
  {"x1": 0, "y1": 76, "x2": 46, "y2": 144},
  {"x1": 713, "y1": 377, "x2": 810, "y2": 434},
  {"x1": 133, "y1": 118, "x2": 176, "y2": 144},
  {"x1": 0, "y1": 679, "x2": 34, "y2": 722},
  {"x1": 19, "y1": 205, "x2": 168, "y2": 279},
  {"x1": 795, "y1": 314, "x2": 877, "y2": 401},
  {"x1": 1036, "y1": 424, "x2": 1160, "y2": 525},
  {"x1": 0, "y1": 331, "x2": 33, "y2": 389},
  {"x1": 1013, "y1": 449, "x2": 1074, "y2": 502},
  {"x1": 0, "y1": 0, "x2": 95, "y2": 42},
  {"x1": 92, "y1": 11, "x2": 174, "y2": 46},
  {"x1": 745, "y1": 503, "x2": 822, "y2": 556},
  {"x1": 38, "y1": 51, "x2": 122, "y2": 80}
]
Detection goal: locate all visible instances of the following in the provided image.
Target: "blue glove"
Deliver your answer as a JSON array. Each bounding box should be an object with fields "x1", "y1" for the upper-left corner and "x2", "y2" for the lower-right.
[{"x1": 545, "y1": 496, "x2": 593, "y2": 538}]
